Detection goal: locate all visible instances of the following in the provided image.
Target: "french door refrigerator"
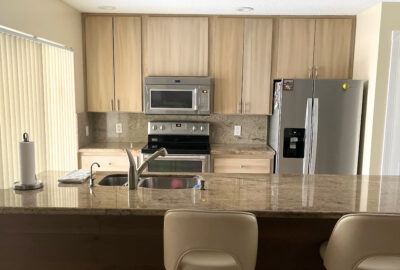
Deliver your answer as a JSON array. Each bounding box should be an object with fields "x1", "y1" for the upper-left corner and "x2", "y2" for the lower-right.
[{"x1": 268, "y1": 79, "x2": 364, "y2": 175}]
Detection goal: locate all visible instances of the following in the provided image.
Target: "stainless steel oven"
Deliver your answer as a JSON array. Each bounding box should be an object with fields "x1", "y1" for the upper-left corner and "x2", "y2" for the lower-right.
[
  {"x1": 143, "y1": 77, "x2": 212, "y2": 115},
  {"x1": 141, "y1": 121, "x2": 211, "y2": 173},
  {"x1": 140, "y1": 154, "x2": 210, "y2": 173}
]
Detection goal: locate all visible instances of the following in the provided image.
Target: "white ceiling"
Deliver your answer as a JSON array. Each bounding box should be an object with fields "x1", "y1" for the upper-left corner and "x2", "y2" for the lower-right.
[{"x1": 63, "y1": 0, "x2": 391, "y2": 15}]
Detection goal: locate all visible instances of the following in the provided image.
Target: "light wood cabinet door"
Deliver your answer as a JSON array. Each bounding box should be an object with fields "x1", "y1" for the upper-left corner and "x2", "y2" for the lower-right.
[
  {"x1": 114, "y1": 16, "x2": 142, "y2": 112},
  {"x1": 85, "y1": 16, "x2": 114, "y2": 112},
  {"x1": 277, "y1": 18, "x2": 316, "y2": 79},
  {"x1": 211, "y1": 17, "x2": 244, "y2": 114},
  {"x1": 242, "y1": 18, "x2": 273, "y2": 115},
  {"x1": 314, "y1": 19, "x2": 354, "y2": 79},
  {"x1": 144, "y1": 16, "x2": 208, "y2": 76},
  {"x1": 213, "y1": 157, "x2": 271, "y2": 174}
]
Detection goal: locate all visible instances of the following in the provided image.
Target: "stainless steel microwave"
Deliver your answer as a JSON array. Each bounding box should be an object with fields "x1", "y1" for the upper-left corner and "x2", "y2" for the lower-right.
[{"x1": 143, "y1": 77, "x2": 212, "y2": 115}]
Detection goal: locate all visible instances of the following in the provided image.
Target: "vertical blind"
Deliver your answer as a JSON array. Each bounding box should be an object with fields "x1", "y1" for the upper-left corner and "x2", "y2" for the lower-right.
[{"x1": 0, "y1": 31, "x2": 77, "y2": 189}]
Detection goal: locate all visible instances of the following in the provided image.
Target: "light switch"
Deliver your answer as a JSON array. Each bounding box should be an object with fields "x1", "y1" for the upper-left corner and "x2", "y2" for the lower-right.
[
  {"x1": 234, "y1": 125, "x2": 241, "y2": 136},
  {"x1": 116, "y1": 123, "x2": 122, "y2": 134},
  {"x1": 85, "y1": 125, "x2": 89, "y2": 137}
]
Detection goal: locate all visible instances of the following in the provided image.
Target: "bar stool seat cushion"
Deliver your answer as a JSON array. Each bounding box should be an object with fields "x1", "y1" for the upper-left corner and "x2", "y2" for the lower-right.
[
  {"x1": 320, "y1": 241, "x2": 400, "y2": 270},
  {"x1": 358, "y1": 256, "x2": 400, "y2": 270},
  {"x1": 180, "y1": 250, "x2": 238, "y2": 270}
]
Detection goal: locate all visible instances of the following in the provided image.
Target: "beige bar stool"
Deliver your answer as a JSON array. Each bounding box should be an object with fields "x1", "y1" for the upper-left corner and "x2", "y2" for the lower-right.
[
  {"x1": 164, "y1": 209, "x2": 258, "y2": 270},
  {"x1": 320, "y1": 214, "x2": 400, "y2": 270}
]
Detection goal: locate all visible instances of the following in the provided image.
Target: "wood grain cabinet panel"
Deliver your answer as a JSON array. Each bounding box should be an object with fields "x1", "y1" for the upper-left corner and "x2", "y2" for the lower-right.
[
  {"x1": 79, "y1": 152, "x2": 139, "y2": 172},
  {"x1": 211, "y1": 18, "x2": 244, "y2": 114},
  {"x1": 314, "y1": 19, "x2": 353, "y2": 79},
  {"x1": 213, "y1": 157, "x2": 272, "y2": 174},
  {"x1": 277, "y1": 18, "x2": 316, "y2": 79},
  {"x1": 242, "y1": 18, "x2": 273, "y2": 115},
  {"x1": 114, "y1": 16, "x2": 142, "y2": 112},
  {"x1": 85, "y1": 16, "x2": 114, "y2": 112},
  {"x1": 144, "y1": 17, "x2": 208, "y2": 76}
]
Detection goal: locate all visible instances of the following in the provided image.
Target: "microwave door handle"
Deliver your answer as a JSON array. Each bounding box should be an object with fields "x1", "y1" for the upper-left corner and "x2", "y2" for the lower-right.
[
  {"x1": 154, "y1": 155, "x2": 207, "y2": 160},
  {"x1": 193, "y1": 88, "x2": 198, "y2": 111}
]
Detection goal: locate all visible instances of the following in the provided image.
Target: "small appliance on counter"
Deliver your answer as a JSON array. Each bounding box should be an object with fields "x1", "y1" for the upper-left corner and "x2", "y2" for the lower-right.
[
  {"x1": 141, "y1": 121, "x2": 210, "y2": 173},
  {"x1": 143, "y1": 77, "x2": 212, "y2": 115},
  {"x1": 13, "y1": 133, "x2": 43, "y2": 190}
]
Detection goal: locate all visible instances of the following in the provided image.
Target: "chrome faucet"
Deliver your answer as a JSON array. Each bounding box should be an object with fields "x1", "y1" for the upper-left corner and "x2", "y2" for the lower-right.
[
  {"x1": 125, "y1": 148, "x2": 168, "y2": 189},
  {"x1": 90, "y1": 162, "x2": 100, "y2": 187}
]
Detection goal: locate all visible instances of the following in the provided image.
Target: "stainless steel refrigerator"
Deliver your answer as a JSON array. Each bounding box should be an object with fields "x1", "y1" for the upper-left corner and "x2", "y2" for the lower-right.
[{"x1": 268, "y1": 79, "x2": 364, "y2": 175}]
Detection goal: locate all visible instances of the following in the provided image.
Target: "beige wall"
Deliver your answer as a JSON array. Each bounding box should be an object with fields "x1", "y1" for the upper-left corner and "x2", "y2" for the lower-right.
[
  {"x1": 353, "y1": 3, "x2": 382, "y2": 174},
  {"x1": 354, "y1": 2, "x2": 400, "y2": 175},
  {"x1": 0, "y1": 0, "x2": 85, "y2": 113}
]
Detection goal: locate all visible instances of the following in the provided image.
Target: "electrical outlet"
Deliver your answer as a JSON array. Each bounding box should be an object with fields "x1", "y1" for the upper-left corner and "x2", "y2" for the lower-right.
[
  {"x1": 116, "y1": 123, "x2": 123, "y2": 134},
  {"x1": 85, "y1": 125, "x2": 89, "y2": 137},
  {"x1": 234, "y1": 125, "x2": 241, "y2": 136}
]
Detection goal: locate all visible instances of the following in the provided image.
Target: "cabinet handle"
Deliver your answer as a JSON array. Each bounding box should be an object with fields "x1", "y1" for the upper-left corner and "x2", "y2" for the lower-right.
[
  {"x1": 308, "y1": 67, "x2": 313, "y2": 78},
  {"x1": 315, "y1": 66, "x2": 319, "y2": 79},
  {"x1": 240, "y1": 165, "x2": 245, "y2": 168},
  {"x1": 110, "y1": 99, "x2": 114, "y2": 111},
  {"x1": 117, "y1": 99, "x2": 120, "y2": 111}
]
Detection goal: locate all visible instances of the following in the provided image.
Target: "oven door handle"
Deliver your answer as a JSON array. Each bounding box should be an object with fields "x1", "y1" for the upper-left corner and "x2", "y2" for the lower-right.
[{"x1": 151, "y1": 155, "x2": 208, "y2": 160}]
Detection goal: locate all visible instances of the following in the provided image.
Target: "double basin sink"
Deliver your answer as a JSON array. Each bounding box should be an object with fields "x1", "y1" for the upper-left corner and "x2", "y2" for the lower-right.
[{"x1": 98, "y1": 174, "x2": 204, "y2": 189}]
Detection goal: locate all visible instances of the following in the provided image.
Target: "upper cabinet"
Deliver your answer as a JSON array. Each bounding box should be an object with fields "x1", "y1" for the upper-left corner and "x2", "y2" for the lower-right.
[
  {"x1": 313, "y1": 19, "x2": 354, "y2": 79},
  {"x1": 113, "y1": 17, "x2": 142, "y2": 112},
  {"x1": 211, "y1": 17, "x2": 244, "y2": 114},
  {"x1": 277, "y1": 18, "x2": 354, "y2": 79},
  {"x1": 211, "y1": 17, "x2": 273, "y2": 115},
  {"x1": 85, "y1": 16, "x2": 114, "y2": 112},
  {"x1": 277, "y1": 19, "x2": 315, "y2": 79},
  {"x1": 143, "y1": 16, "x2": 208, "y2": 76},
  {"x1": 242, "y1": 18, "x2": 273, "y2": 115},
  {"x1": 85, "y1": 15, "x2": 142, "y2": 112}
]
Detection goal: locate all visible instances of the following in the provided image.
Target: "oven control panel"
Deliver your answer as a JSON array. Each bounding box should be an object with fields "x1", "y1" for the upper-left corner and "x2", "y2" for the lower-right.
[{"x1": 148, "y1": 121, "x2": 209, "y2": 136}]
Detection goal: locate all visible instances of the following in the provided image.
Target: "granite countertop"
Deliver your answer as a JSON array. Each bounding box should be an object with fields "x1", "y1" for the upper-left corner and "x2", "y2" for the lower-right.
[
  {"x1": 1, "y1": 171, "x2": 399, "y2": 218},
  {"x1": 79, "y1": 142, "x2": 275, "y2": 156}
]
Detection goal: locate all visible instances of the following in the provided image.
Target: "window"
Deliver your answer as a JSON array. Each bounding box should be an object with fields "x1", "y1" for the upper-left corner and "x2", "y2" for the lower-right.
[{"x1": 0, "y1": 27, "x2": 77, "y2": 189}]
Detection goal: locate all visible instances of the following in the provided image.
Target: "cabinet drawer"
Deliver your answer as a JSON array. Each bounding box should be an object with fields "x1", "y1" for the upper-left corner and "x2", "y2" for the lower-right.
[
  {"x1": 213, "y1": 158, "x2": 271, "y2": 174},
  {"x1": 80, "y1": 155, "x2": 130, "y2": 171}
]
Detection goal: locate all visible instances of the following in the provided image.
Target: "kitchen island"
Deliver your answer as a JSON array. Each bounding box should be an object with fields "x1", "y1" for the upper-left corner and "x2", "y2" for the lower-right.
[{"x1": 1, "y1": 171, "x2": 399, "y2": 270}]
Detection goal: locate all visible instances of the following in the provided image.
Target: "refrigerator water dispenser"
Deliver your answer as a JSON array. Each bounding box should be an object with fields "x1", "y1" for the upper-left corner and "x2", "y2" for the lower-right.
[{"x1": 283, "y1": 128, "x2": 305, "y2": 158}]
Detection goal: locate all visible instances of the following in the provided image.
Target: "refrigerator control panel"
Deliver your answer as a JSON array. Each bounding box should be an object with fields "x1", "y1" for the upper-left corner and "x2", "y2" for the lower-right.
[{"x1": 283, "y1": 128, "x2": 305, "y2": 158}]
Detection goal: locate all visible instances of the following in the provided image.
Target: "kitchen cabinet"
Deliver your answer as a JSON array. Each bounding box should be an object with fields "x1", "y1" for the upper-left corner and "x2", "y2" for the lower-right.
[
  {"x1": 242, "y1": 18, "x2": 273, "y2": 115},
  {"x1": 212, "y1": 155, "x2": 273, "y2": 174},
  {"x1": 144, "y1": 16, "x2": 208, "y2": 76},
  {"x1": 85, "y1": 15, "x2": 142, "y2": 112},
  {"x1": 277, "y1": 18, "x2": 315, "y2": 79},
  {"x1": 277, "y1": 18, "x2": 354, "y2": 79},
  {"x1": 114, "y1": 17, "x2": 142, "y2": 112},
  {"x1": 211, "y1": 17, "x2": 273, "y2": 115},
  {"x1": 313, "y1": 19, "x2": 354, "y2": 79},
  {"x1": 85, "y1": 16, "x2": 114, "y2": 112},
  {"x1": 211, "y1": 17, "x2": 244, "y2": 114},
  {"x1": 79, "y1": 150, "x2": 140, "y2": 172}
]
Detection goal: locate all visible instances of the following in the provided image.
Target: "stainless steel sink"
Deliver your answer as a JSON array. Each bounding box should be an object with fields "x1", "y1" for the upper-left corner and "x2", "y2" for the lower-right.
[
  {"x1": 98, "y1": 174, "x2": 128, "y2": 186},
  {"x1": 138, "y1": 176, "x2": 202, "y2": 189}
]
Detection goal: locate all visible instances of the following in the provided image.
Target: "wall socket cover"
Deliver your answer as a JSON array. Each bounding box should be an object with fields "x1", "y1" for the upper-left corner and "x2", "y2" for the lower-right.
[
  {"x1": 116, "y1": 123, "x2": 123, "y2": 134},
  {"x1": 234, "y1": 125, "x2": 241, "y2": 136},
  {"x1": 85, "y1": 125, "x2": 89, "y2": 137}
]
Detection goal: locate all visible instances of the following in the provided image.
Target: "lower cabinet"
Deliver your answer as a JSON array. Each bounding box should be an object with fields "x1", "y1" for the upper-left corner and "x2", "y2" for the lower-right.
[
  {"x1": 79, "y1": 150, "x2": 140, "y2": 171},
  {"x1": 212, "y1": 155, "x2": 273, "y2": 174}
]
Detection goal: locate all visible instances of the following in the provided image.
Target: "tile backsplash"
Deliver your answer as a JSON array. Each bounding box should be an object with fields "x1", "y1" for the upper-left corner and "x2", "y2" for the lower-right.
[{"x1": 82, "y1": 113, "x2": 268, "y2": 146}]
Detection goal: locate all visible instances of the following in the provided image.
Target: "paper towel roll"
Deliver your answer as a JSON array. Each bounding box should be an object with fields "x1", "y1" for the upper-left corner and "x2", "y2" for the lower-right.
[{"x1": 19, "y1": 138, "x2": 36, "y2": 185}]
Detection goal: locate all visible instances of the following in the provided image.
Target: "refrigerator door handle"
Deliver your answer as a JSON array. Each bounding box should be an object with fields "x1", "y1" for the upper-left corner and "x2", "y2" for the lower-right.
[
  {"x1": 310, "y1": 98, "x2": 319, "y2": 174},
  {"x1": 303, "y1": 98, "x2": 313, "y2": 175}
]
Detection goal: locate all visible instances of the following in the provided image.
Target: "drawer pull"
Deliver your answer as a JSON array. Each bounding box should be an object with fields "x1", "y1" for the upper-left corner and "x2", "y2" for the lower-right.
[
  {"x1": 240, "y1": 165, "x2": 245, "y2": 168},
  {"x1": 108, "y1": 162, "x2": 112, "y2": 165}
]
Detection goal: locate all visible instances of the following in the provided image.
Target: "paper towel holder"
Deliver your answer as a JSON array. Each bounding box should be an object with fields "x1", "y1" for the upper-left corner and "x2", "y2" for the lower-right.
[{"x1": 13, "y1": 132, "x2": 43, "y2": 191}]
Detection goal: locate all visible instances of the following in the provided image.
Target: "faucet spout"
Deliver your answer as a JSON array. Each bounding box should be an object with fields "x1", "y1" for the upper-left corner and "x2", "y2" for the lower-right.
[{"x1": 125, "y1": 148, "x2": 168, "y2": 190}]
